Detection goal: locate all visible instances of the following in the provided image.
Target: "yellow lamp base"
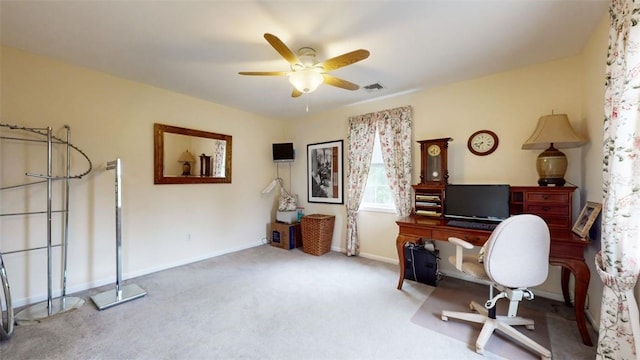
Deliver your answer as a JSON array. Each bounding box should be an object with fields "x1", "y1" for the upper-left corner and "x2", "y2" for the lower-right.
[
  {"x1": 181, "y1": 162, "x2": 191, "y2": 176},
  {"x1": 536, "y1": 145, "x2": 567, "y2": 186}
]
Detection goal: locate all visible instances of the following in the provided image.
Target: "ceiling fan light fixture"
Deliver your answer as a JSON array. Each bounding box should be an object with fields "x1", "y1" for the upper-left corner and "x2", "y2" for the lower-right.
[
  {"x1": 288, "y1": 68, "x2": 324, "y2": 93},
  {"x1": 240, "y1": 34, "x2": 369, "y2": 97}
]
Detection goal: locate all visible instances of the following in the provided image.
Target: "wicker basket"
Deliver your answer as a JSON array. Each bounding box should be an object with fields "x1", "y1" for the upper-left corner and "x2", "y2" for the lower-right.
[{"x1": 301, "y1": 214, "x2": 335, "y2": 256}]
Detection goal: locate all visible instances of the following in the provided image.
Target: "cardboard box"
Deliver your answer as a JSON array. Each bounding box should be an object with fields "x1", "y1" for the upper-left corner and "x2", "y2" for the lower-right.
[{"x1": 271, "y1": 222, "x2": 302, "y2": 250}]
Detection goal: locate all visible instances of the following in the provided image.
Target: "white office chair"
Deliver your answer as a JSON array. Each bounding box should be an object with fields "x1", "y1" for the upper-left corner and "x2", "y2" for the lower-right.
[{"x1": 441, "y1": 214, "x2": 552, "y2": 360}]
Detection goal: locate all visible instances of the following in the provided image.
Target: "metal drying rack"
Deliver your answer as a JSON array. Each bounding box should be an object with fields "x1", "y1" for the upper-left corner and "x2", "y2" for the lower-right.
[
  {"x1": 0, "y1": 123, "x2": 92, "y2": 326},
  {"x1": 90, "y1": 158, "x2": 146, "y2": 310}
]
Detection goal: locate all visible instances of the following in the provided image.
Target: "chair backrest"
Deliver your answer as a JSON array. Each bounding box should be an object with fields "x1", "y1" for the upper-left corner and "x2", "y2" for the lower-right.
[{"x1": 483, "y1": 214, "x2": 550, "y2": 288}]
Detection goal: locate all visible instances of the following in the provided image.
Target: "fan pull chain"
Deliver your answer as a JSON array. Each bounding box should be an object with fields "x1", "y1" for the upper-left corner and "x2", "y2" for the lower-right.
[{"x1": 306, "y1": 98, "x2": 309, "y2": 112}]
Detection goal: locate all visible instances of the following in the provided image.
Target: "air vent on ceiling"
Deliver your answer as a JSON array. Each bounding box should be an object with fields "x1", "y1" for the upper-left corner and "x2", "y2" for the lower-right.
[{"x1": 363, "y1": 82, "x2": 385, "y2": 92}]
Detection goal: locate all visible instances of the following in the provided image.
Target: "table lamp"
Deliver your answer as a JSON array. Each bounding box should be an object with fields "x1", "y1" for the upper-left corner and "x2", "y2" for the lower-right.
[
  {"x1": 522, "y1": 113, "x2": 587, "y2": 186},
  {"x1": 178, "y1": 150, "x2": 196, "y2": 176}
]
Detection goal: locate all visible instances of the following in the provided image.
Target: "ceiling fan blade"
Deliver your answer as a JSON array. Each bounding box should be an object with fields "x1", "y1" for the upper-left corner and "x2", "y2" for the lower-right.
[
  {"x1": 323, "y1": 74, "x2": 359, "y2": 90},
  {"x1": 264, "y1": 33, "x2": 300, "y2": 65},
  {"x1": 238, "y1": 71, "x2": 288, "y2": 76},
  {"x1": 318, "y1": 49, "x2": 370, "y2": 72},
  {"x1": 291, "y1": 88, "x2": 303, "y2": 97}
]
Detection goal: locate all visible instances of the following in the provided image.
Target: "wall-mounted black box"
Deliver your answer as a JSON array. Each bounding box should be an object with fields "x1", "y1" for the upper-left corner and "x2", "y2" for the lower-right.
[{"x1": 404, "y1": 243, "x2": 439, "y2": 286}]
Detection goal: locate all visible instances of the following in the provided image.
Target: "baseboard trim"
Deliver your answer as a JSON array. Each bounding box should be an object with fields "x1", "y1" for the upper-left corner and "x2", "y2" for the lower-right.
[
  {"x1": 11, "y1": 240, "x2": 264, "y2": 308},
  {"x1": 356, "y1": 251, "x2": 398, "y2": 264},
  {"x1": 585, "y1": 307, "x2": 599, "y2": 333}
]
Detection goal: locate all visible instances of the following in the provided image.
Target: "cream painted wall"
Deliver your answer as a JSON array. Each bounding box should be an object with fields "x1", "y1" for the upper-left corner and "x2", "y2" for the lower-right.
[{"x1": 0, "y1": 47, "x2": 285, "y2": 306}]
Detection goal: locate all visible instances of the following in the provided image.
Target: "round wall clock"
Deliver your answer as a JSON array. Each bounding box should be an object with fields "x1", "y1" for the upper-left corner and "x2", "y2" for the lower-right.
[{"x1": 467, "y1": 130, "x2": 499, "y2": 156}]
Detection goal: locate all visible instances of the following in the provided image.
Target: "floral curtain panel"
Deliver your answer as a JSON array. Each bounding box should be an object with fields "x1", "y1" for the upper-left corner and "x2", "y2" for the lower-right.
[
  {"x1": 346, "y1": 117, "x2": 376, "y2": 256},
  {"x1": 596, "y1": 0, "x2": 640, "y2": 358},
  {"x1": 346, "y1": 106, "x2": 412, "y2": 256},
  {"x1": 376, "y1": 107, "x2": 413, "y2": 217}
]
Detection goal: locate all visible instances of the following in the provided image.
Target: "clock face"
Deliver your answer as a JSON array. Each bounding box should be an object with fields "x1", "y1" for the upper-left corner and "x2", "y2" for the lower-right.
[
  {"x1": 468, "y1": 130, "x2": 498, "y2": 156},
  {"x1": 427, "y1": 144, "x2": 441, "y2": 157}
]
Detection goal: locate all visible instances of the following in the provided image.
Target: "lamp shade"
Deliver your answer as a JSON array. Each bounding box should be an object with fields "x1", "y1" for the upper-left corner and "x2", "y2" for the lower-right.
[
  {"x1": 178, "y1": 150, "x2": 196, "y2": 163},
  {"x1": 521, "y1": 114, "x2": 586, "y2": 149},
  {"x1": 521, "y1": 114, "x2": 587, "y2": 187},
  {"x1": 288, "y1": 69, "x2": 324, "y2": 93}
]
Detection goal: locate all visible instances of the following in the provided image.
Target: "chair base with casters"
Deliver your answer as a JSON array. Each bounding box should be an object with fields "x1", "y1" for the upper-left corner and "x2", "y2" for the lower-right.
[
  {"x1": 441, "y1": 215, "x2": 553, "y2": 360},
  {"x1": 441, "y1": 288, "x2": 551, "y2": 359}
]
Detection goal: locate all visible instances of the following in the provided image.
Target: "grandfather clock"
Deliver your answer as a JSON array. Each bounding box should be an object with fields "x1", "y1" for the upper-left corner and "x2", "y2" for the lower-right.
[{"x1": 418, "y1": 138, "x2": 452, "y2": 185}]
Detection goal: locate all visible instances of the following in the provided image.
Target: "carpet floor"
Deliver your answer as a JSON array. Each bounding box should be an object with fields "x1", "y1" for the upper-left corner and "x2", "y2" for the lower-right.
[{"x1": 0, "y1": 245, "x2": 597, "y2": 359}]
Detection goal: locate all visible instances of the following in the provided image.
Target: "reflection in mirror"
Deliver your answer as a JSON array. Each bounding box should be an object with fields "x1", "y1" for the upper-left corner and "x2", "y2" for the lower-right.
[
  {"x1": 154, "y1": 123, "x2": 232, "y2": 184},
  {"x1": 163, "y1": 133, "x2": 227, "y2": 177}
]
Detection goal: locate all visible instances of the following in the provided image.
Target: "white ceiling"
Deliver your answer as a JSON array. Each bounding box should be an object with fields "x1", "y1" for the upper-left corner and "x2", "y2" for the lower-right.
[{"x1": 1, "y1": 1, "x2": 608, "y2": 119}]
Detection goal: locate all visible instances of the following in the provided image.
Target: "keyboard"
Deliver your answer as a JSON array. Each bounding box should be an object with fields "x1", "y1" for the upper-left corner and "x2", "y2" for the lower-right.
[{"x1": 447, "y1": 219, "x2": 498, "y2": 231}]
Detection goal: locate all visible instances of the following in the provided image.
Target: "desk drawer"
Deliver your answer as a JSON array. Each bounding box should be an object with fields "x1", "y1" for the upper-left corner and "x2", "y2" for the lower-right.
[
  {"x1": 432, "y1": 229, "x2": 489, "y2": 246},
  {"x1": 526, "y1": 192, "x2": 569, "y2": 203},
  {"x1": 526, "y1": 204, "x2": 570, "y2": 217},
  {"x1": 400, "y1": 226, "x2": 432, "y2": 238}
]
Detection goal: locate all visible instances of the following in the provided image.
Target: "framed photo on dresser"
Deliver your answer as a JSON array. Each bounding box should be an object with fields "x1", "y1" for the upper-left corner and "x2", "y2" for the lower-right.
[{"x1": 572, "y1": 201, "x2": 602, "y2": 238}]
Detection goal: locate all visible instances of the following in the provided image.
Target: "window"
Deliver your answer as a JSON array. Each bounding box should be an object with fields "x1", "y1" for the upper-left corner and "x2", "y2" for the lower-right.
[{"x1": 360, "y1": 133, "x2": 396, "y2": 212}]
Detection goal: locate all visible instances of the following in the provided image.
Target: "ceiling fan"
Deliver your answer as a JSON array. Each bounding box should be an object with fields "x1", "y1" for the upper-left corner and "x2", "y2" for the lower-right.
[{"x1": 239, "y1": 33, "x2": 370, "y2": 97}]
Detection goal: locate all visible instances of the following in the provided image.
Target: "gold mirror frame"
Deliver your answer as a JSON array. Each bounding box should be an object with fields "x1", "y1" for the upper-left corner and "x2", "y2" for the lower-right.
[{"x1": 154, "y1": 123, "x2": 232, "y2": 184}]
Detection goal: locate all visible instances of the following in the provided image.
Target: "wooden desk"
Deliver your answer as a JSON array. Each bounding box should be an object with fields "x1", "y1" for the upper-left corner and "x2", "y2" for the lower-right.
[{"x1": 395, "y1": 216, "x2": 592, "y2": 346}]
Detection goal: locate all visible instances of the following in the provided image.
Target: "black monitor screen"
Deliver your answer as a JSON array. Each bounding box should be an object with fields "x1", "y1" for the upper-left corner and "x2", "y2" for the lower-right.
[
  {"x1": 444, "y1": 184, "x2": 510, "y2": 222},
  {"x1": 272, "y1": 143, "x2": 295, "y2": 162}
]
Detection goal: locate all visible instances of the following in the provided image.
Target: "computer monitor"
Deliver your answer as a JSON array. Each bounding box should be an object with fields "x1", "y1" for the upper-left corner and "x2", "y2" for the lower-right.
[{"x1": 444, "y1": 184, "x2": 510, "y2": 222}]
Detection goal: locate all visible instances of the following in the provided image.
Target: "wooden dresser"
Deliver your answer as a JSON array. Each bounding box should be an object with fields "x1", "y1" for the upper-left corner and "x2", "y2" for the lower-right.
[{"x1": 510, "y1": 186, "x2": 576, "y2": 231}]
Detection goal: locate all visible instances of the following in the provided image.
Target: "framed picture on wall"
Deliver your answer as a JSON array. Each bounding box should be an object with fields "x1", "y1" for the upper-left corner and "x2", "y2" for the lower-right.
[
  {"x1": 307, "y1": 140, "x2": 343, "y2": 204},
  {"x1": 572, "y1": 201, "x2": 602, "y2": 238}
]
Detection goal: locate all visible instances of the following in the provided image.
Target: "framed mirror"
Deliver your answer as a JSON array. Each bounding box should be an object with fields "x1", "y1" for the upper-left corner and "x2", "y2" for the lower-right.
[{"x1": 154, "y1": 123, "x2": 232, "y2": 184}]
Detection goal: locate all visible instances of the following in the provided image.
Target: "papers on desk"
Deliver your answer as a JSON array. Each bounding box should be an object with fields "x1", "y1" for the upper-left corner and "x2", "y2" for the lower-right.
[
  {"x1": 415, "y1": 210, "x2": 441, "y2": 217},
  {"x1": 416, "y1": 195, "x2": 440, "y2": 201},
  {"x1": 416, "y1": 201, "x2": 439, "y2": 207}
]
